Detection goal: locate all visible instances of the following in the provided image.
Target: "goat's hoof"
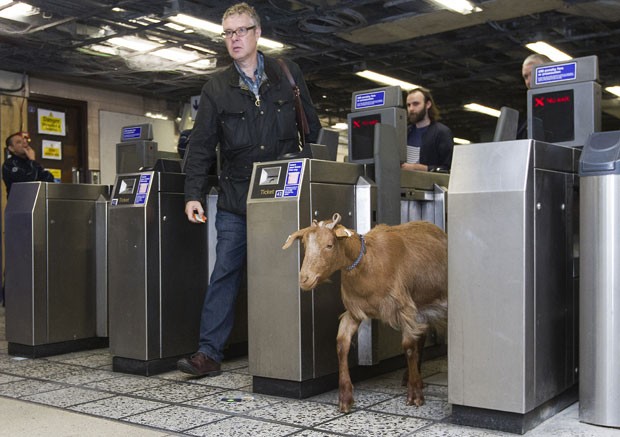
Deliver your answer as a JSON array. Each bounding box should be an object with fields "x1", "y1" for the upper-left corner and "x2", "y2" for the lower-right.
[
  {"x1": 338, "y1": 401, "x2": 353, "y2": 414},
  {"x1": 407, "y1": 396, "x2": 425, "y2": 407}
]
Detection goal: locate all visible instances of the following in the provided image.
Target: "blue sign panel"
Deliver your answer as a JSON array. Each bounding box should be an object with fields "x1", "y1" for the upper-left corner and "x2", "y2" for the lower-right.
[
  {"x1": 535, "y1": 62, "x2": 577, "y2": 85},
  {"x1": 122, "y1": 126, "x2": 142, "y2": 141},
  {"x1": 354, "y1": 91, "x2": 386, "y2": 110},
  {"x1": 283, "y1": 160, "x2": 303, "y2": 198},
  {"x1": 134, "y1": 173, "x2": 151, "y2": 205}
]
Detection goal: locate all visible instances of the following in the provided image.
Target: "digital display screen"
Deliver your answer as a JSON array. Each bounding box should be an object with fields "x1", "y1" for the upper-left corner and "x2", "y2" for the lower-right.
[
  {"x1": 350, "y1": 113, "x2": 381, "y2": 162},
  {"x1": 531, "y1": 89, "x2": 574, "y2": 143}
]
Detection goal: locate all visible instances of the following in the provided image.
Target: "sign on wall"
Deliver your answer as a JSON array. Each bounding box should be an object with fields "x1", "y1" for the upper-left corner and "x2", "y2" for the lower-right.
[
  {"x1": 42, "y1": 139, "x2": 62, "y2": 160},
  {"x1": 37, "y1": 109, "x2": 66, "y2": 136}
]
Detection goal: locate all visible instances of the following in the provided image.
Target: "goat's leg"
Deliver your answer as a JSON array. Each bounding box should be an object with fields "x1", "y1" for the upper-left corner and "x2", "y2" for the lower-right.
[
  {"x1": 337, "y1": 311, "x2": 360, "y2": 413},
  {"x1": 401, "y1": 332, "x2": 426, "y2": 387},
  {"x1": 403, "y1": 333, "x2": 426, "y2": 407}
]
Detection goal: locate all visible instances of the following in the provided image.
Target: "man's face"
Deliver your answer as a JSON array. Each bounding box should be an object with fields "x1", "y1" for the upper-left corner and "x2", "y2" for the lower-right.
[
  {"x1": 8, "y1": 134, "x2": 30, "y2": 159},
  {"x1": 406, "y1": 91, "x2": 430, "y2": 124},
  {"x1": 222, "y1": 13, "x2": 261, "y2": 63},
  {"x1": 522, "y1": 62, "x2": 536, "y2": 89}
]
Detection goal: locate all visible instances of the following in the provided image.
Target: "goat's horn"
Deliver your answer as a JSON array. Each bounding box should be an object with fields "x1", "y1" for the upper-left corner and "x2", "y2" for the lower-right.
[{"x1": 326, "y1": 213, "x2": 342, "y2": 230}]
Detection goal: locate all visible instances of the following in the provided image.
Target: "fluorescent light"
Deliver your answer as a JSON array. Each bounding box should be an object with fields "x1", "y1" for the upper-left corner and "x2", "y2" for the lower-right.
[
  {"x1": 332, "y1": 123, "x2": 348, "y2": 130},
  {"x1": 85, "y1": 44, "x2": 118, "y2": 56},
  {"x1": 355, "y1": 70, "x2": 419, "y2": 91},
  {"x1": 187, "y1": 58, "x2": 217, "y2": 69},
  {"x1": 184, "y1": 43, "x2": 216, "y2": 55},
  {"x1": 525, "y1": 42, "x2": 572, "y2": 62},
  {"x1": 0, "y1": 0, "x2": 13, "y2": 6},
  {"x1": 152, "y1": 47, "x2": 199, "y2": 63},
  {"x1": 430, "y1": 0, "x2": 481, "y2": 15},
  {"x1": 0, "y1": 2, "x2": 38, "y2": 19},
  {"x1": 145, "y1": 112, "x2": 168, "y2": 120},
  {"x1": 108, "y1": 36, "x2": 161, "y2": 52},
  {"x1": 464, "y1": 103, "x2": 501, "y2": 118},
  {"x1": 605, "y1": 86, "x2": 620, "y2": 98},
  {"x1": 168, "y1": 13, "x2": 284, "y2": 50},
  {"x1": 454, "y1": 137, "x2": 471, "y2": 145},
  {"x1": 165, "y1": 22, "x2": 186, "y2": 32},
  {"x1": 168, "y1": 14, "x2": 222, "y2": 34}
]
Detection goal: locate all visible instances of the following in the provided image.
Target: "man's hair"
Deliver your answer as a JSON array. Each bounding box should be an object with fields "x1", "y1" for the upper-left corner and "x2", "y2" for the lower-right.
[
  {"x1": 408, "y1": 87, "x2": 440, "y2": 122},
  {"x1": 522, "y1": 54, "x2": 551, "y2": 67},
  {"x1": 5, "y1": 132, "x2": 22, "y2": 149},
  {"x1": 222, "y1": 2, "x2": 261, "y2": 27}
]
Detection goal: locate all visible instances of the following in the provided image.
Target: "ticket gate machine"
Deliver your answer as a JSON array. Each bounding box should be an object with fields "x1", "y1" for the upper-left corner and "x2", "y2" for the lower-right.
[
  {"x1": 5, "y1": 183, "x2": 110, "y2": 357},
  {"x1": 448, "y1": 140, "x2": 580, "y2": 434},
  {"x1": 108, "y1": 170, "x2": 246, "y2": 375}
]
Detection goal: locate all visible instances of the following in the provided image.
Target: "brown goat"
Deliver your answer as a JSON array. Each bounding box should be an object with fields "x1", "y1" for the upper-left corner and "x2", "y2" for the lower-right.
[{"x1": 283, "y1": 213, "x2": 447, "y2": 413}]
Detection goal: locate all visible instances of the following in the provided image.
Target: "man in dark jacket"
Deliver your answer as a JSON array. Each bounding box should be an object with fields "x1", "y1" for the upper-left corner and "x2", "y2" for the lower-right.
[
  {"x1": 402, "y1": 87, "x2": 453, "y2": 172},
  {"x1": 2, "y1": 132, "x2": 55, "y2": 195},
  {"x1": 178, "y1": 2, "x2": 321, "y2": 376}
]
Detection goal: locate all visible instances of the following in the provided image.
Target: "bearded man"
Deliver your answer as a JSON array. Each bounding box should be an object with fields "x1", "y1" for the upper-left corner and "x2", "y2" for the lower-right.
[{"x1": 402, "y1": 87, "x2": 454, "y2": 172}]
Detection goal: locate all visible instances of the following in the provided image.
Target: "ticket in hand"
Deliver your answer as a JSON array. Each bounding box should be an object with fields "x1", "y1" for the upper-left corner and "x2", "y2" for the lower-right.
[{"x1": 193, "y1": 213, "x2": 207, "y2": 223}]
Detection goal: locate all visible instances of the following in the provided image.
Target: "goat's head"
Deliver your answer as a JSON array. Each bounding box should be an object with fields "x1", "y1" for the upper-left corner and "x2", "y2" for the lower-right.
[{"x1": 283, "y1": 213, "x2": 354, "y2": 290}]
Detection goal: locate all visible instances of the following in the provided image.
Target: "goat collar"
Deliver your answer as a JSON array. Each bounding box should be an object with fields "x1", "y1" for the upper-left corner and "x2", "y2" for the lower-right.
[{"x1": 345, "y1": 234, "x2": 366, "y2": 271}]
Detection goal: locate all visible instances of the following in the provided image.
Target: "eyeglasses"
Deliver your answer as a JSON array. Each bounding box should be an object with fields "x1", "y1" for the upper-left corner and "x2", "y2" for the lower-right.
[{"x1": 221, "y1": 25, "x2": 256, "y2": 39}]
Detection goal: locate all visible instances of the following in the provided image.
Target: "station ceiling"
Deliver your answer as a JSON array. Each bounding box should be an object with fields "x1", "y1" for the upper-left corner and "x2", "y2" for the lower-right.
[{"x1": 2, "y1": 0, "x2": 620, "y2": 142}]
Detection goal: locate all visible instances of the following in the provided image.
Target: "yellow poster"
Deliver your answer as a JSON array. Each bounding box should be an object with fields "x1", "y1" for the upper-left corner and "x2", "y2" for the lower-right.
[
  {"x1": 42, "y1": 139, "x2": 62, "y2": 160},
  {"x1": 37, "y1": 109, "x2": 66, "y2": 136},
  {"x1": 48, "y1": 169, "x2": 62, "y2": 181}
]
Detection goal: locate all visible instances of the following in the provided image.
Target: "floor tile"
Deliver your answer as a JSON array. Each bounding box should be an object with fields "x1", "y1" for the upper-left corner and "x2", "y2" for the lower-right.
[
  {"x1": 221, "y1": 356, "x2": 249, "y2": 372},
  {"x1": 41, "y1": 367, "x2": 118, "y2": 385},
  {"x1": 21, "y1": 386, "x2": 113, "y2": 408},
  {"x1": 247, "y1": 399, "x2": 344, "y2": 427},
  {"x1": 289, "y1": 430, "x2": 342, "y2": 437},
  {"x1": 411, "y1": 422, "x2": 514, "y2": 436},
  {"x1": 308, "y1": 388, "x2": 395, "y2": 410},
  {"x1": 355, "y1": 376, "x2": 410, "y2": 396},
  {"x1": 185, "y1": 389, "x2": 280, "y2": 413},
  {"x1": 0, "y1": 373, "x2": 24, "y2": 384},
  {"x1": 183, "y1": 371, "x2": 253, "y2": 390},
  {"x1": 316, "y1": 410, "x2": 431, "y2": 437},
  {"x1": 68, "y1": 395, "x2": 168, "y2": 419},
  {"x1": 369, "y1": 397, "x2": 451, "y2": 420},
  {"x1": 84, "y1": 374, "x2": 168, "y2": 394},
  {"x1": 0, "y1": 379, "x2": 63, "y2": 398},
  {"x1": 423, "y1": 372, "x2": 447, "y2": 386},
  {"x1": 123, "y1": 404, "x2": 229, "y2": 432},
  {"x1": 51, "y1": 351, "x2": 113, "y2": 368},
  {"x1": 132, "y1": 381, "x2": 221, "y2": 403},
  {"x1": 186, "y1": 416, "x2": 300, "y2": 437}
]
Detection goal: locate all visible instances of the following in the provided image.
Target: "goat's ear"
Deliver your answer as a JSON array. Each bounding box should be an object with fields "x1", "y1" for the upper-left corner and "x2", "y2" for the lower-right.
[
  {"x1": 311, "y1": 219, "x2": 318, "y2": 227},
  {"x1": 334, "y1": 225, "x2": 353, "y2": 239},
  {"x1": 282, "y1": 229, "x2": 306, "y2": 250}
]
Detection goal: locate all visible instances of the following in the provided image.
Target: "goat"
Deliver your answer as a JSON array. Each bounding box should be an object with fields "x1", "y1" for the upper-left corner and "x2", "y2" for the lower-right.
[{"x1": 283, "y1": 213, "x2": 447, "y2": 413}]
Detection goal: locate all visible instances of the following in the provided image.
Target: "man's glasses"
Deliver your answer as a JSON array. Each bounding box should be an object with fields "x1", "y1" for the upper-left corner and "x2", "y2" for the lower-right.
[{"x1": 221, "y1": 25, "x2": 256, "y2": 39}]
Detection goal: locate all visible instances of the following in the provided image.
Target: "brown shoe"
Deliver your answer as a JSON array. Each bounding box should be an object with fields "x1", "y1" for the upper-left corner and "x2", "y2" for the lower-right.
[{"x1": 177, "y1": 352, "x2": 221, "y2": 377}]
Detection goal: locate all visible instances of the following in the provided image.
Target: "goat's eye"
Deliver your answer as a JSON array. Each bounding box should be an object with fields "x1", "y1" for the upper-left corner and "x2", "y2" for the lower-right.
[{"x1": 326, "y1": 244, "x2": 334, "y2": 250}]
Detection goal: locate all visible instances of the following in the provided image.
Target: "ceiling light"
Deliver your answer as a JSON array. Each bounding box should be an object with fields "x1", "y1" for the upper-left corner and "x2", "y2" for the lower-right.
[
  {"x1": 454, "y1": 137, "x2": 471, "y2": 145},
  {"x1": 184, "y1": 43, "x2": 216, "y2": 55},
  {"x1": 430, "y1": 0, "x2": 481, "y2": 15},
  {"x1": 84, "y1": 44, "x2": 118, "y2": 56},
  {"x1": 525, "y1": 42, "x2": 572, "y2": 62},
  {"x1": 0, "y1": 0, "x2": 12, "y2": 6},
  {"x1": 355, "y1": 70, "x2": 419, "y2": 91},
  {"x1": 605, "y1": 86, "x2": 620, "y2": 98},
  {"x1": 187, "y1": 59, "x2": 217, "y2": 69},
  {"x1": 152, "y1": 47, "x2": 199, "y2": 63},
  {"x1": 108, "y1": 36, "x2": 161, "y2": 52},
  {"x1": 332, "y1": 122, "x2": 348, "y2": 130},
  {"x1": 463, "y1": 103, "x2": 501, "y2": 118},
  {"x1": 165, "y1": 22, "x2": 186, "y2": 32},
  {"x1": 145, "y1": 112, "x2": 168, "y2": 120},
  {"x1": 168, "y1": 13, "x2": 284, "y2": 50},
  {"x1": 0, "y1": 2, "x2": 39, "y2": 19}
]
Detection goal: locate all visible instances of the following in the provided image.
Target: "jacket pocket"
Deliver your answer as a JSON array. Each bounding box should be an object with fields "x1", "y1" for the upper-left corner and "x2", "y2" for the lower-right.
[
  {"x1": 274, "y1": 99, "x2": 298, "y2": 140},
  {"x1": 219, "y1": 110, "x2": 251, "y2": 149}
]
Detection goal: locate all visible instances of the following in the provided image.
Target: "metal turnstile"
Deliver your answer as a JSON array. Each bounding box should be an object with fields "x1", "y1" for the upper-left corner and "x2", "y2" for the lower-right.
[
  {"x1": 448, "y1": 140, "x2": 580, "y2": 434},
  {"x1": 108, "y1": 171, "x2": 246, "y2": 376},
  {"x1": 5, "y1": 182, "x2": 110, "y2": 357},
  {"x1": 578, "y1": 131, "x2": 620, "y2": 428}
]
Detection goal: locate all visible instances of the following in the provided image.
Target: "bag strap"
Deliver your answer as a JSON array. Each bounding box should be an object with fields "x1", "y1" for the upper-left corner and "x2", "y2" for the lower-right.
[{"x1": 277, "y1": 58, "x2": 310, "y2": 145}]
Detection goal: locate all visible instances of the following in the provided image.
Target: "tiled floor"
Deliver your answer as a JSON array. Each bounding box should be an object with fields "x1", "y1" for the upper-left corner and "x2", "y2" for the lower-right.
[{"x1": 0, "y1": 306, "x2": 618, "y2": 437}]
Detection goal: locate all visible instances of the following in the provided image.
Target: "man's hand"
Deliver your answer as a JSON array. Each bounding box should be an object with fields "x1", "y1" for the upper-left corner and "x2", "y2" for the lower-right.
[
  {"x1": 401, "y1": 162, "x2": 428, "y2": 172},
  {"x1": 185, "y1": 200, "x2": 206, "y2": 223},
  {"x1": 24, "y1": 145, "x2": 35, "y2": 161}
]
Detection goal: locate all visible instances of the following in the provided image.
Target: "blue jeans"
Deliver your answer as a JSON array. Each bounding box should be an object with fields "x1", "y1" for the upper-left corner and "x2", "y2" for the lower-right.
[{"x1": 198, "y1": 209, "x2": 246, "y2": 363}]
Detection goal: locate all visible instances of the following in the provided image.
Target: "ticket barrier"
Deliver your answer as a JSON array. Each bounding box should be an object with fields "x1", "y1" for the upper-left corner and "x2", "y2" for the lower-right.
[
  {"x1": 108, "y1": 170, "x2": 247, "y2": 376},
  {"x1": 448, "y1": 140, "x2": 579, "y2": 433},
  {"x1": 5, "y1": 182, "x2": 110, "y2": 357}
]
